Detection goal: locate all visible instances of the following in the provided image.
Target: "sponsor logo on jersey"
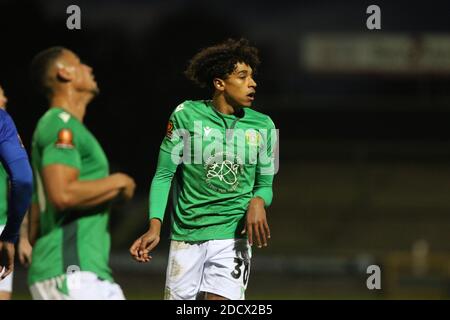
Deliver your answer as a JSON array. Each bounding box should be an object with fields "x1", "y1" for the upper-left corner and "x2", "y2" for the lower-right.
[
  {"x1": 204, "y1": 151, "x2": 243, "y2": 193},
  {"x1": 55, "y1": 128, "x2": 75, "y2": 149}
]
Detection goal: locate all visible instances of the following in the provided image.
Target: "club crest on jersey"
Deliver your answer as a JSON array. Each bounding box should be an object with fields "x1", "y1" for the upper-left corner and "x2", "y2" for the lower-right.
[
  {"x1": 245, "y1": 130, "x2": 261, "y2": 146},
  {"x1": 166, "y1": 120, "x2": 174, "y2": 139},
  {"x1": 55, "y1": 128, "x2": 74, "y2": 149}
]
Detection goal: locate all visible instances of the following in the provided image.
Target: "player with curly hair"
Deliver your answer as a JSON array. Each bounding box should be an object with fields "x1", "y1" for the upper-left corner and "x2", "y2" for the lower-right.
[{"x1": 130, "y1": 38, "x2": 277, "y2": 300}]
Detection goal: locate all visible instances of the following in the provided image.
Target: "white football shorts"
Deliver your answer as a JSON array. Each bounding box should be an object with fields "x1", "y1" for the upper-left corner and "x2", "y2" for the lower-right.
[
  {"x1": 30, "y1": 271, "x2": 125, "y2": 300},
  {"x1": 164, "y1": 238, "x2": 252, "y2": 300}
]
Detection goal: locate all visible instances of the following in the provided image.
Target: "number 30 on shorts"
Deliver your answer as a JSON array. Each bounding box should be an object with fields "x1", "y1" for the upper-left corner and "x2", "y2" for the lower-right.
[{"x1": 231, "y1": 258, "x2": 249, "y2": 286}]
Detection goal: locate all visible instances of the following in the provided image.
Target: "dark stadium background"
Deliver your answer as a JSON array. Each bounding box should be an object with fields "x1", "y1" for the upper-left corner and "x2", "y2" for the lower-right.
[{"x1": 1, "y1": 0, "x2": 450, "y2": 299}]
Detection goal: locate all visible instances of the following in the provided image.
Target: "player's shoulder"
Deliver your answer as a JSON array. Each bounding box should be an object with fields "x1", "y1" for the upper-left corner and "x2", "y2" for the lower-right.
[
  {"x1": 245, "y1": 107, "x2": 275, "y2": 128},
  {"x1": 0, "y1": 109, "x2": 19, "y2": 138},
  {"x1": 0, "y1": 109, "x2": 13, "y2": 127},
  {"x1": 0, "y1": 108, "x2": 8, "y2": 120},
  {"x1": 171, "y1": 100, "x2": 204, "y2": 115},
  {"x1": 169, "y1": 100, "x2": 207, "y2": 122},
  {"x1": 34, "y1": 108, "x2": 80, "y2": 144},
  {"x1": 37, "y1": 108, "x2": 77, "y2": 129}
]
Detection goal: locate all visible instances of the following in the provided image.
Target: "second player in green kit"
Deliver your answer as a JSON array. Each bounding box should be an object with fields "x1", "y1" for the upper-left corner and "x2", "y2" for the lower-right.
[
  {"x1": 29, "y1": 108, "x2": 115, "y2": 287},
  {"x1": 28, "y1": 47, "x2": 136, "y2": 300},
  {"x1": 0, "y1": 85, "x2": 33, "y2": 300}
]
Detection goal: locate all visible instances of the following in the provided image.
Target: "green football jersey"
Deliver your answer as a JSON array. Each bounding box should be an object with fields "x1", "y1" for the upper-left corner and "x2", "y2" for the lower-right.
[
  {"x1": 0, "y1": 164, "x2": 8, "y2": 225},
  {"x1": 29, "y1": 107, "x2": 113, "y2": 285},
  {"x1": 154, "y1": 100, "x2": 276, "y2": 241}
]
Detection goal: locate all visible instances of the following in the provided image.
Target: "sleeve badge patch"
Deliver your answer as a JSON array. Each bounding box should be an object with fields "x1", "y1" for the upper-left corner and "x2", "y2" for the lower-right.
[
  {"x1": 55, "y1": 128, "x2": 75, "y2": 149},
  {"x1": 166, "y1": 120, "x2": 174, "y2": 139},
  {"x1": 245, "y1": 130, "x2": 261, "y2": 146}
]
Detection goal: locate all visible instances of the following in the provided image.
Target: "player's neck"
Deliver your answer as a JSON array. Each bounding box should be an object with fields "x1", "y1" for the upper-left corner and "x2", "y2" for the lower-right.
[
  {"x1": 50, "y1": 90, "x2": 91, "y2": 122},
  {"x1": 212, "y1": 94, "x2": 240, "y2": 115}
]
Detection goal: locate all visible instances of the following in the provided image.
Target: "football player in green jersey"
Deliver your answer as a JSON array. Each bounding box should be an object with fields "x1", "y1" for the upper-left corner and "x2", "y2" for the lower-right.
[
  {"x1": 130, "y1": 39, "x2": 277, "y2": 300},
  {"x1": 28, "y1": 47, "x2": 136, "y2": 300},
  {"x1": 0, "y1": 85, "x2": 33, "y2": 300}
]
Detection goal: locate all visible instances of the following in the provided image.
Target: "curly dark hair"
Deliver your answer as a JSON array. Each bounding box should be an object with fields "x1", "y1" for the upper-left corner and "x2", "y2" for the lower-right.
[{"x1": 185, "y1": 38, "x2": 260, "y2": 88}]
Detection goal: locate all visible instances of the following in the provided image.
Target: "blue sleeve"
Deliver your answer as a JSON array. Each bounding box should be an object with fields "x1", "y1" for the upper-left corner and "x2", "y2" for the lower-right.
[{"x1": 0, "y1": 110, "x2": 33, "y2": 244}]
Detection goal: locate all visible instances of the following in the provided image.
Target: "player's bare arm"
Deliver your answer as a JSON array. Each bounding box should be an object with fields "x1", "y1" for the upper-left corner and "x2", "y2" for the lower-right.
[{"x1": 42, "y1": 164, "x2": 135, "y2": 211}]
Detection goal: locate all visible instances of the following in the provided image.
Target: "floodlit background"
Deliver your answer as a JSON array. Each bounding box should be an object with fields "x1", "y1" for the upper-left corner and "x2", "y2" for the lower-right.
[{"x1": 2, "y1": 0, "x2": 450, "y2": 299}]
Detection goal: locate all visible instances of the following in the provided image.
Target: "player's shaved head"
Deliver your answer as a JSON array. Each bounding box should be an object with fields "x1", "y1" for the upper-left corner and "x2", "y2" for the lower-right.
[
  {"x1": 31, "y1": 47, "x2": 99, "y2": 101},
  {"x1": 30, "y1": 46, "x2": 68, "y2": 99}
]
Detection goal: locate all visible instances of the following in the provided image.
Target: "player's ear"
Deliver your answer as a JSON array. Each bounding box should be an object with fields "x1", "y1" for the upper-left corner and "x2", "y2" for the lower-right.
[
  {"x1": 55, "y1": 63, "x2": 73, "y2": 83},
  {"x1": 213, "y1": 78, "x2": 225, "y2": 92}
]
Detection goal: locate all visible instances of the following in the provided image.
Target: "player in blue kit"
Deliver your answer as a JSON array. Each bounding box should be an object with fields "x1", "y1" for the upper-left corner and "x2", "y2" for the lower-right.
[{"x1": 0, "y1": 84, "x2": 33, "y2": 285}]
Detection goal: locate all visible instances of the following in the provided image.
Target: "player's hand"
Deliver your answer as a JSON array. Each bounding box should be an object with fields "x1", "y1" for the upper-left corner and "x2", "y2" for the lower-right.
[
  {"x1": 242, "y1": 197, "x2": 270, "y2": 248},
  {"x1": 130, "y1": 219, "x2": 161, "y2": 263},
  {"x1": 18, "y1": 237, "x2": 32, "y2": 267},
  {"x1": 0, "y1": 241, "x2": 15, "y2": 280}
]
